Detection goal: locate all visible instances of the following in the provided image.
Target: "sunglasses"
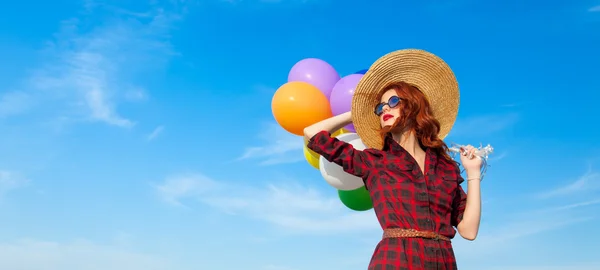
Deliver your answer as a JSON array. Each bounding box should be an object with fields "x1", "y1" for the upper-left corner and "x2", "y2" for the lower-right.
[{"x1": 374, "y1": 96, "x2": 401, "y2": 116}]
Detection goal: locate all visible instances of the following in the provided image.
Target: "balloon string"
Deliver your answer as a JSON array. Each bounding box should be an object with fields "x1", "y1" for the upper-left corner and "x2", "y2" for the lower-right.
[{"x1": 448, "y1": 143, "x2": 494, "y2": 181}]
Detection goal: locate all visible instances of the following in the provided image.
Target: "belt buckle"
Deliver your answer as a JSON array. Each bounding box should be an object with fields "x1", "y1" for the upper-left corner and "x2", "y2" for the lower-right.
[{"x1": 432, "y1": 234, "x2": 440, "y2": 241}]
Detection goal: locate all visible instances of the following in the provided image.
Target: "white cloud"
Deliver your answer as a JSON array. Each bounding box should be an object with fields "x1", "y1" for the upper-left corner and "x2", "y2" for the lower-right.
[
  {"x1": 146, "y1": 125, "x2": 165, "y2": 141},
  {"x1": 450, "y1": 113, "x2": 518, "y2": 137},
  {"x1": 476, "y1": 216, "x2": 590, "y2": 244},
  {"x1": 541, "y1": 198, "x2": 600, "y2": 212},
  {"x1": 487, "y1": 151, "x2": 508, "y2": 162},
  {"x1": 449, "y1": 201, "x2": 596, "y2": 268},
  {"x1": 153, "y1": 173, "x2": 222, "y2": 207},
  {"x1": 236, "y1": 122, "x2": 304, "y2": 165},
  {"x1": 536, "y1": 168, "x2": 600, "y2": 199},
  {"x1": 483, "y1": 264, "x2": 600, "y2": 270},
  {"x1": 589, "y1": 5, "x2": 600, "y2": 12},
  {"x1": 262, "y1": 265, "x2": 297, "y2": 270},
  {"x1": 0, "y1": 91, "x2": 32, "y2": 118},
  {"x1": 154, "y1": 170, "x2": 597, "y2": 238},
  {"x1": 0, "y1": 170, "x2": 29, "y2": 197},
  {"x1": 0, "y1": 238, "x2": 175, "y2": 270},
  {"x1": 154, "y1": 173, "x2": 379, "y2": 234},
  {"x1": 151, "y1": 170, "x2": 599, "y2": 269},
  {"x1": 20, "y1": 2, "x2": 183, "y2": 128},
  {"x1": 221, "y1": 0, "x2": 310, "y2": 4},
  {"x1": 124, "y1": 87, "x2": 148, "y2": 102}
]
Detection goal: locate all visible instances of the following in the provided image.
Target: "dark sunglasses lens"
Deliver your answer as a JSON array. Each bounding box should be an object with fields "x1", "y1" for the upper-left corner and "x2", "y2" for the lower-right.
[
  {"x1": 389, "y1": 96, "x2": 400, "y2": 107},
  {"x1": 374, "y1": 104, "x2": 384, "y2": 115}
]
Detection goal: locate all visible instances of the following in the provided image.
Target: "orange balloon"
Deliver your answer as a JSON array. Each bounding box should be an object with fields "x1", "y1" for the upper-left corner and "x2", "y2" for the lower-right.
[{"x1": 272, "y1": 81, "x2": 333, "y2": 136}]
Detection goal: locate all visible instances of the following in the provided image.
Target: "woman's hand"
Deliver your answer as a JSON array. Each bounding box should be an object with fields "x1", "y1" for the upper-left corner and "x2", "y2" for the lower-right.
[{"x1": 459, "y1": 145, "x2": 483, "y2": 173}]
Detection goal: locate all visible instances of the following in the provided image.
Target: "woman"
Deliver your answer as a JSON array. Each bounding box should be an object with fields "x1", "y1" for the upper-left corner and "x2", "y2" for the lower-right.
[{"x1": 304, "y1": 49, "x2": 483, "y2": 270}]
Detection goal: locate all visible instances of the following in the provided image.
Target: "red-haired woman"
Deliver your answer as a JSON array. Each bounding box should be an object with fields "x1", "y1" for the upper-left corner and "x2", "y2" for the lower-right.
[{"x1": 304, "y1": 49, "x2": 483, "y2": 270}]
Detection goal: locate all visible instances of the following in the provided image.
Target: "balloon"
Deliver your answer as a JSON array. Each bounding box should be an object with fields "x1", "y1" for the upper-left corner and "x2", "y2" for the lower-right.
[
  {"x1": 354, "y1": 69, "x2": 368, "y2": 74},
  {"x1": 336, "y1": 128, "x2": 350, "y2": 135},
  {"x1": 288, "y1": 58, "x2": 340, "y2": 98},
  {"x1": 272, "y1": 81, "x2": 333, "y2": 136},
  {"x1": 338, "y1": 186, "x2": 373, "y2": 211},
  {"x1": 319, "y1": 133, "x2": 367, "y2": 190},
  {"x1": 330, "y1": 74, "x2": 363, "y2": 132},
  {"x1": 303, "y1": 145, "x2": 319, "y2": 169}
]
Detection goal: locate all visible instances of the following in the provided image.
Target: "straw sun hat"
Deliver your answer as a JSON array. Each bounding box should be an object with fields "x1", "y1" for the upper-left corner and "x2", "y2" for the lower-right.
[{"x1": 351, "y1": 49, "x2": 460, "y2": 150}]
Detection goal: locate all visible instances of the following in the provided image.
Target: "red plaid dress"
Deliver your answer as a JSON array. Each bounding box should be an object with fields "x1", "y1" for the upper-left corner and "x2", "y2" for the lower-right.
[{"x1": 307, "y1": 131, "x2": 467, "y2": 270}]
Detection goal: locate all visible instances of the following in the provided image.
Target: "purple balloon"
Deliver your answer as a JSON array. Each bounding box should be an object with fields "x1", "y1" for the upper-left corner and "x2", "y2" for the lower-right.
[
  {"x1": 345, "y1": 124, "x2": 356, "y2": 132},
  {"x1": 330, "y1": 74, "x2": 363, "y2": 132},
  {"x1": 288, "y1": 58, "x2": 340, "y2": 99}
]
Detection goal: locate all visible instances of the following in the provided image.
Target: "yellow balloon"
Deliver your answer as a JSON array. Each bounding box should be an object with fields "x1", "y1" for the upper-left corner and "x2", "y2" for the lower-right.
[
  {"x1": 303, "y1": 145, "x2": 320, "y2": 169},
  {"x1": 335, "y1": 128, "x2": 349, "y2": 136},
  {"x1": 306, "y1": 145, "x2": 319, "y2": 159}
]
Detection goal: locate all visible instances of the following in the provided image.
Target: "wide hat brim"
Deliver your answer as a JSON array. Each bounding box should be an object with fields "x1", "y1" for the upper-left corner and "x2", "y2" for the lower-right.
[{"x1": 351, "y1": 49, "x2": 459, "y2": 150}]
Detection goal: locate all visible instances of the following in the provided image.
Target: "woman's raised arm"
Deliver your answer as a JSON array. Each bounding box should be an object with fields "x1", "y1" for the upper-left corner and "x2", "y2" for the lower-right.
[{"x1": 304, "y1": 112, "x2": 353, "y2": 141}]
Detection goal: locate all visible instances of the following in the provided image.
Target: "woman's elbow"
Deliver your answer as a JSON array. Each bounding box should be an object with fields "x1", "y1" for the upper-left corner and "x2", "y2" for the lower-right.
[
  {"x1": 457, "y1": 225, "x2": 479, "y2": 241},
  {"x1": 303, "y1": 128, "x2": 315, "y2": 142},
  {"x1": 459, "y1": 232, "x2": 477, "y2": 241}
]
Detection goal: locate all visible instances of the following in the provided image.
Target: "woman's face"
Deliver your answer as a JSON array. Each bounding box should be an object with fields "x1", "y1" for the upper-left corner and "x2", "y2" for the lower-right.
[{"x1": 376, "y1": 89, "x2": 402, "y2": 127}]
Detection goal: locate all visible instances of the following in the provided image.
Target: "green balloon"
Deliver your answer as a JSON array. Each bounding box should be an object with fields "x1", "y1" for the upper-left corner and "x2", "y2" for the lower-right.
[{"x1": 338, "y1": 186, "x2": 373, "y2": 211}]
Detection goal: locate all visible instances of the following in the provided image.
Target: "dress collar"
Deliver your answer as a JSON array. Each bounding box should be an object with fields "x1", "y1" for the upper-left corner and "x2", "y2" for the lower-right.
[{"x1": 382, "y1": 134, "x2": 438, "y2": 174}]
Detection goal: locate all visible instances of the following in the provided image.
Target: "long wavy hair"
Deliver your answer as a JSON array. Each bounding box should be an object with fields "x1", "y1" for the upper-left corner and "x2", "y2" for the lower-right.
[{"x1": 377, "y1": 81, "x2": 453, "y2": 163}]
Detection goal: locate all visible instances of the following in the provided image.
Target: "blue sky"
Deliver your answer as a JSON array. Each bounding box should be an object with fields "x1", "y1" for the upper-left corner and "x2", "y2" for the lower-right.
[{"x1": 0, "y1": 0, "x2": 599, "y2": 269}]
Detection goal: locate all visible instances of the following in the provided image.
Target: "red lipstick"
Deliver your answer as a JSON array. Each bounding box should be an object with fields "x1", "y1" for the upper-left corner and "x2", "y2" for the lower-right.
[{"x1": 382, "y1": 114, "x2": 393, "y2": 121}]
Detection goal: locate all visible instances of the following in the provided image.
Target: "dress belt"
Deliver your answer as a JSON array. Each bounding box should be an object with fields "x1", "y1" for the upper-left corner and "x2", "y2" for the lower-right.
[{"x1": 382, "y1": 228, "x2": 450, "y2": 242}]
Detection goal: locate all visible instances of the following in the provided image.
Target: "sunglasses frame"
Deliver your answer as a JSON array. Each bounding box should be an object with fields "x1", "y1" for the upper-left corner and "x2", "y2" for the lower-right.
[{"x1": 374, "y1": 96, "x2": 401, "y2": 116}]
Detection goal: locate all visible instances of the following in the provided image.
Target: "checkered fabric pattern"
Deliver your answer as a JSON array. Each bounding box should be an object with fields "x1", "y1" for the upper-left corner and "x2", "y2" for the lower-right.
[{"x1": 308, "y1": 131, "x2": 467, "y2": 270}]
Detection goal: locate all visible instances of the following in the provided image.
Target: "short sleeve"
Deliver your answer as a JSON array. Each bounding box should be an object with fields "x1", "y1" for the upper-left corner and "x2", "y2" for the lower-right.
[
  {"x1": 307, "y1": 130, "x2": 376, "y2": 179},
  {"x1": 451, "y1": 185, "x2": 467, "y2": 227},
  {"x1": 450, "y1": 166, "x2": 467, "y2": 227}
]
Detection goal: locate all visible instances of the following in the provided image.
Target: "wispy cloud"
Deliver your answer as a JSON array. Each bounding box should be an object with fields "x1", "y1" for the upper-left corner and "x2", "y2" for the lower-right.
[
  {"x1": 153, "y1": 173, "x2": 221, "y2": 207},
  {"x1": 146, "y1": 125, "x2": 165, "y2": 141},
  {"x1": 236, "y1": 122, "x2": 304, "y2": 165},
  {"x1": 450, "y1": 202, "x2": 595, "y2": 266},
  {"x1": 450, "y1": 113, "x2": 518, "y2": 137},
  {"x1": 221, "y1": 0, "x2": 311, "y2": 4},
  {"x1": 262, "y1": 265, "x2": 297, "y2": 270},
  {"x1": 124, "y1": 87, "x2": 148, "y2": 102},
  {"x1": 487, "y1": 151, "x2": 508, "y2": 162},
  {"x1": 589, "y1": 5, "x2": 600, "y2": 12},
  {"x1": 541, "y1": 198, "x2": 600, "y2": 212},
  {"x1": 154, "y1": 173, "x2": 379, "y2": 234},
  {"x1": 20, "y1": 2, "x2": 183, "y2": 128},
  {"x1": 483, "y1": 264, "x2": 600, "y2": 270},
  {"x1": 536, "y1": 168, "x2": 600, "y2": 199},
  {"x1": 477, "y1": 215, "x2": 591, "y2": 245},
  {"x1": 0, "y1": 91, "x2": 32, "y2": 118},
  {"x1": 152, "y1": 170, "x2": 598, "y2": 269},
  {"x1": 0, "y1": 238, "x2": 174, "y2": 270},
  {"x1": 0, "y1": 170, "x2": 29, "y2": 197}
]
